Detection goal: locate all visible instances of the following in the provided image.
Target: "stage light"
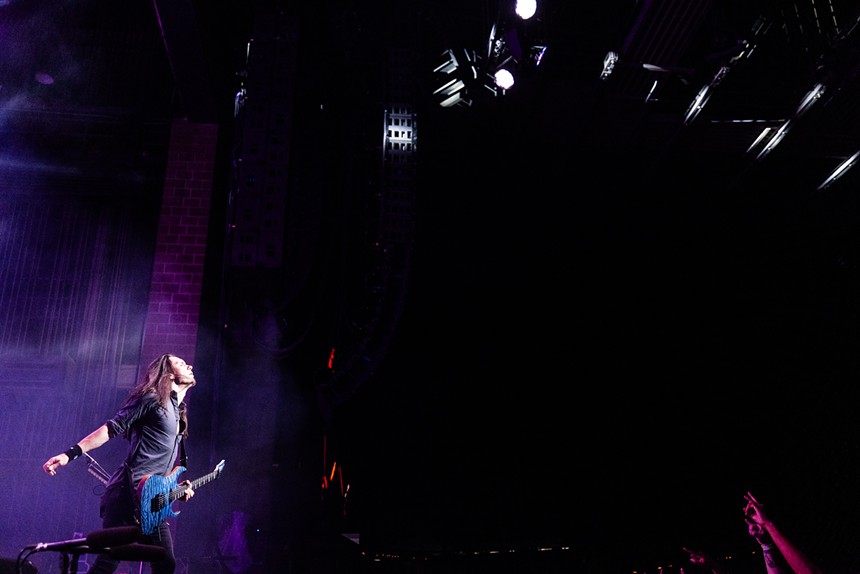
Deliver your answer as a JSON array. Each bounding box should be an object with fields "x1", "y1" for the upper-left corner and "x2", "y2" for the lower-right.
[
  {"x1": 494, "y1": 68, "x2": 515, "y2": 90},
  {"x1": 795, "y1": 83, "x2": 825, "y2": 117},
  {"x1": 755, "y1": 120, "x2": 792, "y2": 160},
  {"x1": 431, "y1": 0, "x2": 546, "y2": 106},
  {"x1": 601, "y1": 51, "x2": 619, "y2": 80},
  {"x1": 432, "y1": 48, "x2": 479, "y2": 108},
  {"x1": 683, "y1": 65, "x2": 728, "y2": 125},
  {"x1": 818, "y1": 150, "x2": 860, "y2": 190},
  {"x1": 515, "y1": 0, "x2": 537, "y2": 20},
  {"x1": 528, "y1": 44, "x2": 547, "y2": 67}
]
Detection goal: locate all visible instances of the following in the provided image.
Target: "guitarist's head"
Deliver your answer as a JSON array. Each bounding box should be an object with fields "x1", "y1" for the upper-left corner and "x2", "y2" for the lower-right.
[
  {"x1": 168, "y1": 356, "x2": 196, "y2": 388},
  {"x1": 129, "y1": 354, "x2": 196, "y2": 411}
]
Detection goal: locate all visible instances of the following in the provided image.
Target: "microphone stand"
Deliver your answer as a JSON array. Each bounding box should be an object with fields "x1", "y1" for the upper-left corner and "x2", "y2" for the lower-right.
[
  {"x1": 53, "y1": 545, "x2": 166, "y2": 574},
  {"x1": 56, "y1": 546, "x2": 101, "y2": 574},
  {"x1": 60, "y1": 549, "x2": 75, "y2": 574},
  {"x1": 22, "y1": 526, "x2": 165, "y2": 574}
]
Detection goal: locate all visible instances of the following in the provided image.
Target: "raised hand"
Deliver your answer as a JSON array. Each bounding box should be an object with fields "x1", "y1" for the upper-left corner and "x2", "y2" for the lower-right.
[{"x1": 744, "y1": 491, "x2": 770, "y2": 532}]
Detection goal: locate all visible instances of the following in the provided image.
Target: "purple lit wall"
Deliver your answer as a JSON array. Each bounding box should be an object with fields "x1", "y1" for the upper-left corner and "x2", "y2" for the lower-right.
[
  {"x1": 0, "y1": 115, "x2": 221, "y2": 572},
  {"x1": 140, "y1": 119, "x2": 218, "y2": 367}
]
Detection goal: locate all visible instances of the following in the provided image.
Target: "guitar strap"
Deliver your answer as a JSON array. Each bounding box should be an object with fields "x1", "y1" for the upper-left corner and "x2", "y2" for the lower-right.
[
  {"x1": 179, "y1": 434, "x2": 188, "y2": 468},
  {"x1": 178, "y1": 406, "x2": 188, "y2": 468}
]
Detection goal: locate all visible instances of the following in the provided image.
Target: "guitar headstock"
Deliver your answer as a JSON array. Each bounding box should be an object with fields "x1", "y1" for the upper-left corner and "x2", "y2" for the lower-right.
[{"x1": 213, "y1": 459, "x2": 226, "y2": 478}]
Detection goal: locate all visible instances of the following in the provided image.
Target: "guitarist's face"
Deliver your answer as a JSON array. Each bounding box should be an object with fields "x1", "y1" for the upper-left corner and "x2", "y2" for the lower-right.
[{"x1": 170, "y1": 356, "x2": 196, "y2": 387}]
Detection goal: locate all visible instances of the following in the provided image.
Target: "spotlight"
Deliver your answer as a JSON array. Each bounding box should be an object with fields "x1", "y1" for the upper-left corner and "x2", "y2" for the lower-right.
[
  {"x1": 430, "y1": 0, "x2": 547, "y2": 106},
  {"x1": 818, "y1": 150, "x2": 860, "y2": 190},
  {"x1": 515, "y1": 0, "x2": 537, "y2": 20},
  {"x1": 601, "y1": 51, "x2": 619, "y2": 80},
  {"x1": 493, "y1": 68, "x2": 515, "y2": 91},
  {"x1": 432, "y1": 48, "x2": 479, "y2": 108},
  {"x1": 528, "y1": 45, "x2": 547, "y2": 67}
]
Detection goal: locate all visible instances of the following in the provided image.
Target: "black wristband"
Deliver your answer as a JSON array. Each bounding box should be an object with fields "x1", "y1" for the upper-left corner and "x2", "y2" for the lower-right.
[{"x1": 64, "y1": 444, "x2": 83, "y2": 461}]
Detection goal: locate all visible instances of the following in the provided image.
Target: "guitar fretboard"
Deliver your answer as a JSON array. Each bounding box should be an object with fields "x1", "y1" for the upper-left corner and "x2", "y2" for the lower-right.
[{"x1": 168, "y1": 462, "x2": 225, "y2": 503}]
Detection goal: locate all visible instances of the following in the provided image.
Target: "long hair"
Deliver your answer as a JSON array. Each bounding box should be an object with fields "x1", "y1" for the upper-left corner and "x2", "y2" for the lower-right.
[{"x1": 123, "y1": 353, "x2": 189, "y2": 436}]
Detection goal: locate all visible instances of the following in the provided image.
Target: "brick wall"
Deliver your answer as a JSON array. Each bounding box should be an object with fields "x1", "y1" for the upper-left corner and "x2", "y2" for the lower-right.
[{"x1": 140, "y1": 119, "x2": 218, "y2": 367}]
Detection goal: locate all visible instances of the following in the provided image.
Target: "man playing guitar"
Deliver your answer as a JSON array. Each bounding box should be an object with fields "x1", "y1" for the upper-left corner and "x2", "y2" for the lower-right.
[{"x1": 43, "y1": 354, "x2": 198, "y2": 574}]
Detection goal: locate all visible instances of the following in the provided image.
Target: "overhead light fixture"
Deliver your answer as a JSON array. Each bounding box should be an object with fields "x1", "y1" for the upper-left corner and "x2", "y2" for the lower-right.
[
  {"x1": 683, "y1": 84, "x2": 712, "y2": 125},
  {"x1": 818, "y1": 150, "x2": 860, "y2": 190},
  {"x1": 795, "y1": 83, "x2": 826, "y2": 117},
  {"x1": 432, "y1": 0, "x2": 547, "y2": 107},
  {"x1": 482, "y1": 11, "x2": 545, "y2": 97},
  {"x1": 601, "y1": 51, "x2": 619, "y2": 80},
  {"x1": 515, "y1": 0, "x2": 537, "y2": 20},
  {"x1": 752, "y1": 82, "x2": 827, "y2": 159},
  {"x1": 755, "y1": 120, "x2": 792, "y2": 160},
  {"x1": 528, "y1": 44, "x2": 547, "y2": 66},
  {"x1": 745, "y1": 127, "x2": 774, "y2": 154},
  {"x1": 432, "y1": 48, "x2": 479, "y2": 108},
  {"x1": 493, "y1": 68, "x2": 515, "y2": 91},
  {"x1": 683, "y1": 65, "x2": 729, "y2": 125}
]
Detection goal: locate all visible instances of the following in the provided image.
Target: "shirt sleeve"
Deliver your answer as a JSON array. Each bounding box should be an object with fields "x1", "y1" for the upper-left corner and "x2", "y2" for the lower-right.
[{"x1": 106, "y1": 393, "x2": 157, "y2": 438}]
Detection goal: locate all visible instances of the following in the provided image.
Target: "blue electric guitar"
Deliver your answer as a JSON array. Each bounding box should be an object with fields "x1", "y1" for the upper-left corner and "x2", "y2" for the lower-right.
[{"x1": 136, "y1": 459, "x2": 226, "y2": 535}]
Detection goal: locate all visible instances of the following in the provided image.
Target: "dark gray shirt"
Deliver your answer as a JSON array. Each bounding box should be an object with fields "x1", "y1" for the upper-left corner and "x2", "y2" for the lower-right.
[{"x1": 105, "y1": 391, "x2": 183, "y2": 486}]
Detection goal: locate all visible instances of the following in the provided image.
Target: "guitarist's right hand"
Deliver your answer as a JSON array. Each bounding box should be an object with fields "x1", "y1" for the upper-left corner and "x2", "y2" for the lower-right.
[
  {"x1": 44, "y1": 425, "x2": 109, "y2": 476},
  {"x1": 43, "y1": 453, "x2": 71, "y2": 476}
]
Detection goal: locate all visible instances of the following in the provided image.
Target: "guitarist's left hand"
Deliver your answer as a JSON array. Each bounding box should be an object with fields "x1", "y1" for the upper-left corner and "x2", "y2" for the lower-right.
[{"x1": 178, "y1": 480, "x2": 195, "y2": 502}]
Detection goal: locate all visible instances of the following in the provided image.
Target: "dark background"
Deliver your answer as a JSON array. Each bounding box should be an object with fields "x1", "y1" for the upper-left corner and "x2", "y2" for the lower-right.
[{"x1": 4, "y1": 1, "x2": 860, "y2": 573}]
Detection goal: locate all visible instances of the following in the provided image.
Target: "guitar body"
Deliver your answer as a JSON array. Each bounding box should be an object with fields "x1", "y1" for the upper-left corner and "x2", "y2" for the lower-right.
[
  {"x1": 137, "y1": 466, "x2": 186, "y2": 535},
  {"x1": 136, "y1": 459, "x2": 226, "y2": 536}
]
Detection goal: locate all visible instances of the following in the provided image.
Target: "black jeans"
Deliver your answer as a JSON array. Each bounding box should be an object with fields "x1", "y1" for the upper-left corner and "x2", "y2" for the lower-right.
[
  {"x1": 88, "y1": 478, "x2": 177, "y2": 574},
  {"x1": 87, "y1": 521, "x2": 175, "y2": 574}
]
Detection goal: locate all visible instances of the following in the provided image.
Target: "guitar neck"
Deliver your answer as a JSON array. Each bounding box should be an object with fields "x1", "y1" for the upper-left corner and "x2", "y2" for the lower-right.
[
  {"x1": 168, "y1": 470, "x2": 218, "y2": 502},
  {"x1": 191, "y1": 470, "x2": 220, "y2": 490}
]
